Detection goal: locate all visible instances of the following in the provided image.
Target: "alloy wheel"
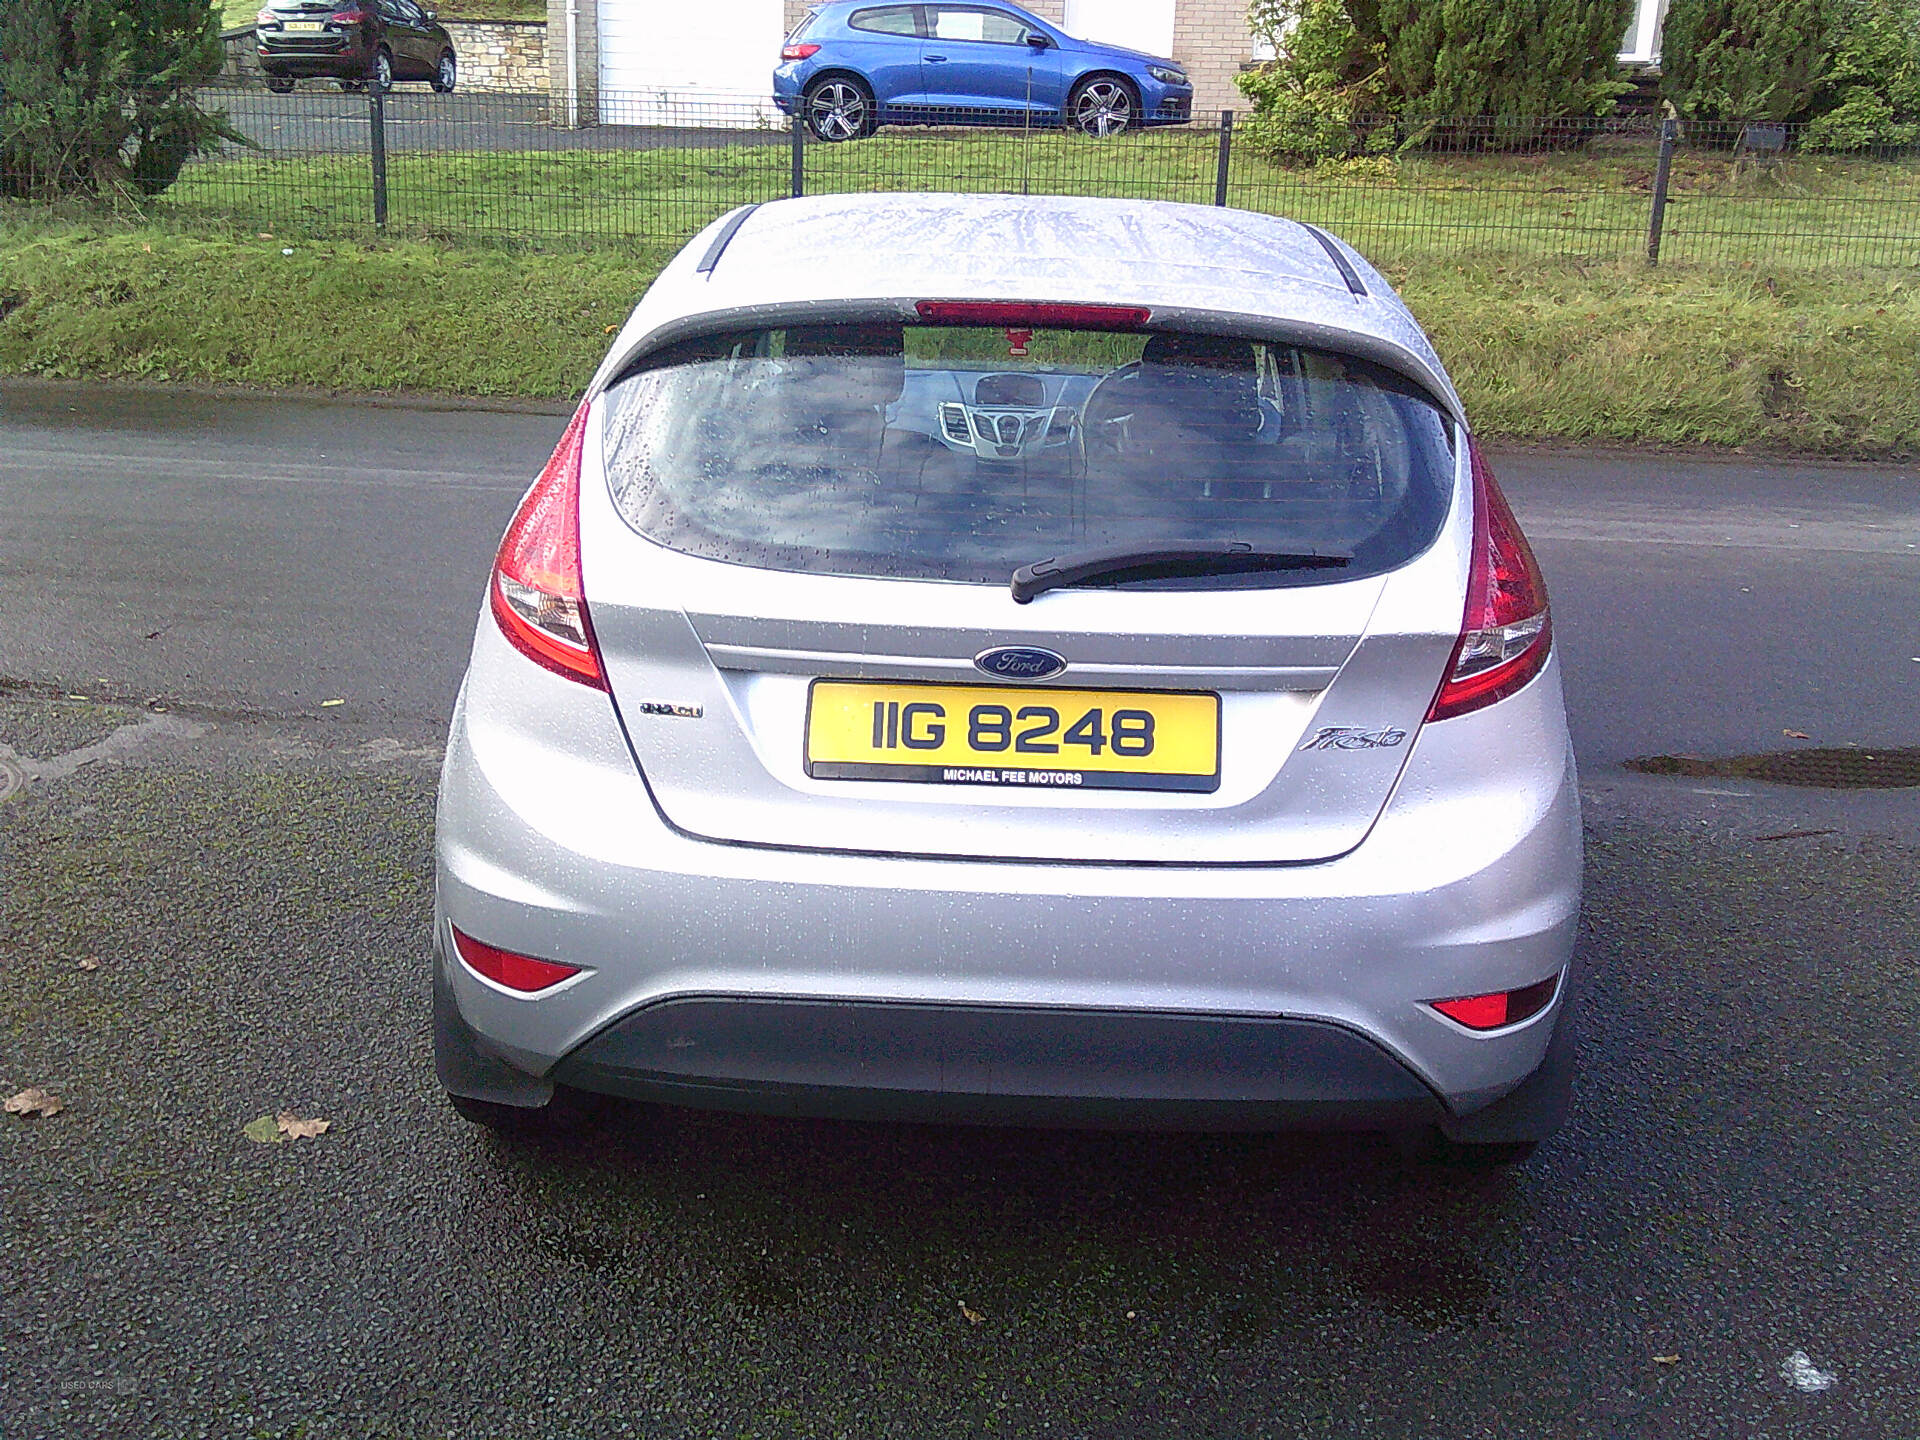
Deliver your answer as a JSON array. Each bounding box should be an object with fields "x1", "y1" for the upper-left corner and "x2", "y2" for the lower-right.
[
  {"x1": 435, "y1": 52, "x2": 456, "y2": 93},
  {"x1": 806, "y1": 81, "x2": 869, "y2": 142},
  {"x1": 1073, "y1": 80, "x2": 1133, "y2": 137},
  {"x1": 373, "y1": 49, "x2": 393, "y2": 92}
]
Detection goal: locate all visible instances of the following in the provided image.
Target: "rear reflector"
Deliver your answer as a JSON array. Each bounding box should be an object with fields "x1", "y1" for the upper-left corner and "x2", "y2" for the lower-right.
[
  {"x1": 1427, "y1": 439, "x2": 1551, "y2": 721},
  {"x1": 915, "y1": 301, "x2": 1152, "y2": 330},
  {"x1": 451, "y1": 927, "x2": 582, "y2": 994},
  {"x1": 781, "y1": 42, "x2": 821, "y2": 59},
  {"x1": 1430, "y1": 975, "x2": 1559, "y2": 1031}
]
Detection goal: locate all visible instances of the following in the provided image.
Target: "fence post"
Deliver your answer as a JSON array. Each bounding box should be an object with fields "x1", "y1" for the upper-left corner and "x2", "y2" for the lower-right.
[
  {"x1": 790, "y1": 113, "x2": 805, "y2": 199},
  {"x1": 368, "y1": 88, "x2": 389, "y2": 227},
  {"x1": 1214, "y1": 110, "x2": 1234, "y2": 207},
  {"x1": 1646, "y1": 116, "x2": 1676, "y2": 265}
]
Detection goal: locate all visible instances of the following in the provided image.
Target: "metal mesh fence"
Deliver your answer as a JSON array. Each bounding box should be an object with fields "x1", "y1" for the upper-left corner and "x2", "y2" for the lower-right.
[{"x1": 163, "y1": 84, "x2": 1920, "y2": 269}]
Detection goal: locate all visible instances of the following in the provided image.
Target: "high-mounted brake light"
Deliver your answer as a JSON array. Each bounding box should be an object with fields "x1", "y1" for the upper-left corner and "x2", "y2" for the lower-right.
[
  {"x1": 451, "y1": 927, "x2": 582, "y2": 994},
  {"x1": 1430, "y1": 976, "x2": 1559, "y2": 1031},
  {"x1": 489, "y1": 401, "x2": 607, "y2": 689},
  {"x1": 1427, "y1": 439, "x2": 1551, "y2": 721},
  {"x1": 781, "y1": 42, "x2": 821, "y2": 59},
  {"x1": 914, "y1": 301, "x2": 1152, "y2": 330}
]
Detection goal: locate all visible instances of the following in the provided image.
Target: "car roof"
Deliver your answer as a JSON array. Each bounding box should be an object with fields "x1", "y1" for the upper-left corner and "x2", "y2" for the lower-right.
[{"x1": 593, "y1": 193, "x2": 1462, "y2": 422}]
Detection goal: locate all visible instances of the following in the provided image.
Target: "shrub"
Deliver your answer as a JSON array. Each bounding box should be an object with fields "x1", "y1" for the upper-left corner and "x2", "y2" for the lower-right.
[
  {"x1": 1805, "y1": 0, "x2": 1920, "y2": 149},
  {"x1": 1660, "y1": 0, "x2": 1836, "y2": 123},
  {"x1": 1238, "y1": 0, "x2": 1398, "y2": 159},
  {"x1": 1238, "y1": 0, "x2": 1634, "y2": 160},
  {"x1": 0, "y1": 0, "x2": 239, "y2": 200}
]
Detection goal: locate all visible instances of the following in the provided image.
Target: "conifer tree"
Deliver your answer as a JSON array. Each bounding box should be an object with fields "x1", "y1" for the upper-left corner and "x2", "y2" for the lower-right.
[
  {"x1": 1240, "y1": 0, "x2": 1634, "y2": 155},
  {"x1": 1, "y1": 0, "x2": 235, "y2": 199},
  {"x1": 1375, "y1": 0, "x2": 1635, "y2": 118},
  {"x1": 1660, "y1": 0, "x2": 1836, "y2": 122}
]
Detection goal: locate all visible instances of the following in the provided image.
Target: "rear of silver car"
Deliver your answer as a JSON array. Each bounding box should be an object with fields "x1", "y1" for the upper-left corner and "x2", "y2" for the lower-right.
[{"x1": 434, "y1": 197, "x2": 1581, "y2": 1156}]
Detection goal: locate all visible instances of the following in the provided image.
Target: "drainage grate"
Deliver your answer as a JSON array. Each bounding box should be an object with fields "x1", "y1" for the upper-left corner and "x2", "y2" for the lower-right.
[{"x1": 1624, "y1": 747, "x2": 1920, "y2": 789}]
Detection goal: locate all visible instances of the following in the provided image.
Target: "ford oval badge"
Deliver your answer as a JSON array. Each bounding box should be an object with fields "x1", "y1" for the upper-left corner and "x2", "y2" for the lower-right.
[{"x1": 974, "y1": 645, "x2": 1068, "y2": 681}]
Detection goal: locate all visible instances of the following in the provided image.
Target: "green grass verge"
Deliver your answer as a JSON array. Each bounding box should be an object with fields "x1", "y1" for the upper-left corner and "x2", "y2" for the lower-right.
[
  {"x1": 163, "y1": 128, "x2": 1920, "y2": 271},
  {"x1": 2, "y1": 210, "x2": 1916, "y2": 453},
  {"x1": 0, "y1": 218, "x2": 664, "y2": 396}
]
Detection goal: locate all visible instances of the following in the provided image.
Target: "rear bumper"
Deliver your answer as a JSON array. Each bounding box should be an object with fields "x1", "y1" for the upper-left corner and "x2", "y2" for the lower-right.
[
  {"x1": 258, "y1": 39, "x2": 372, "y2": 76},
  {"x1": 552, "y1": 994, "x2": 1443, "y2": 1130},
  {"x1": 434, "y1": 618, "x2": 1583, "y2": 1134}
]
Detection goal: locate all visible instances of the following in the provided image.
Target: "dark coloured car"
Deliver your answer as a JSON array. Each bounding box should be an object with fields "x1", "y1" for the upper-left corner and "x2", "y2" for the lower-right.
[
  {"x1": 256, "y1": 0, "x2": 458, "y2": 93},
  {"x1": 774, "y1": 1, "x2": 1193, "y2": 141}
]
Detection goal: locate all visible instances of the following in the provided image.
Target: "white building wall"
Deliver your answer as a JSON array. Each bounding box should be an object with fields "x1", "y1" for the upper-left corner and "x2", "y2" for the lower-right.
[
  {"x1": 1061, "y1": 0, "x2": 1176, "y2": 59},
  {"x1": 598, "y1": 0, "x2": 784, "y2": 125}
]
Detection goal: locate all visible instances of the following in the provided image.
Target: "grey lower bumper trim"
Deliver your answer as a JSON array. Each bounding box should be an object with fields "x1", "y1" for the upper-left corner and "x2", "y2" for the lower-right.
[
  {"x1": 553, "y1": 996, "x2": 1447, "y2": 1131},
  {"x1": 433, "y1": 956, "x2": 555, "y2": 1110}
]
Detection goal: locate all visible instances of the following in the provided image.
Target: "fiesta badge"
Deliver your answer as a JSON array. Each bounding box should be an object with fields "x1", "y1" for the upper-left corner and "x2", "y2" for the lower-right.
[{"x1": 973, "y1": 645, "x2": 1068, "y2": 681}]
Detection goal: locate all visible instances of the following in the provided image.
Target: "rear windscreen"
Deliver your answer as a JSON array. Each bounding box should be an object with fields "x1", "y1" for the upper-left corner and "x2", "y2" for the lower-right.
[{"x1": 601, "y1": 323, "x2": 1456, "y2": 588}]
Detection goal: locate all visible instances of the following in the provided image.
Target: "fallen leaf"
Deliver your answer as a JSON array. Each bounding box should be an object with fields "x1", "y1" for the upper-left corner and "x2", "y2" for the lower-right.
[
  {"x1": 1126, "y1": 1310, "x2": 1137, "y2": 1320},
  {"x1": 65, "y1": 693, "x2": 88, "y2": 701},
  {"x1": 1783, "y1": 729, "x2": 1810, "y2": 739},
  {"x1": 603, "y1": 323, "x2": 618, "y2": 333},
  {"x1": 77, "y1": 957, "x2": 101, "y2": 972},
  {"x1": 1654, "y1": 1354, "x2": 1680, "y2": 1365},
  {"x1": 958, "y1": 1302, "x2": 983, "y2": 1325},
  {"x1": 141, "y1": 243, "x2": 152, "y2": 253},
  {"x1": 320, "y1": 698, "x2": 345, "y2": 708},
  {"x1": 6, "y1": 1087, "x2": 65, "y2": 1118},
  {"x1": 243, "y1": 1114, "x2": 284, "y2": 1143},
  {"x1": 276, "y1": 1111, "x2": 330, "y2": 1140}
]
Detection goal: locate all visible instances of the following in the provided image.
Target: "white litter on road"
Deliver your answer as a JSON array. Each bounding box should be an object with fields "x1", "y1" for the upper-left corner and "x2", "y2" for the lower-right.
[{"x1": 1781, "y1": 1350, "x2": 1837, "y2": 1393}]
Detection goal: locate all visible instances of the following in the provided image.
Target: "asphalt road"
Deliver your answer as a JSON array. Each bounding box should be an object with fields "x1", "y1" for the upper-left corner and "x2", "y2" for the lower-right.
[
  {"x1": 2, "y1": 383, "x2": 1918, "y2": 1438},
  {"x1": 212, "y1": 87, "x2": 787, "y2": 155}
]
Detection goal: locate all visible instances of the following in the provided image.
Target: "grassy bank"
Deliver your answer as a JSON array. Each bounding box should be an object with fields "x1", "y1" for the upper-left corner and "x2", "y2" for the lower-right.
[
  {"x1": 0, "y1": 219, "x2": 665, "y2": 396},
  {"x1": 3, "y1": 212, "x2": 1917, "y2": 453}
]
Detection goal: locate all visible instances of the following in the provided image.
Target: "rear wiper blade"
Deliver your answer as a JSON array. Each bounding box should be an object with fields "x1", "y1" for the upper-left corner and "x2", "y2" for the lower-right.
[{"x1": 1010, "y1": 540, "x2": 1351, "y2": 604}]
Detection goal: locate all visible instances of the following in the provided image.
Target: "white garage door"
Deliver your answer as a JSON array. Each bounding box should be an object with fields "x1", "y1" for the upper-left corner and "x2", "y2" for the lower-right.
[
  {"x1": 597, "y1": 0, "x2": 784, "y2": 127},
  {"x1": 1061, "y1": 0, "x2": 1175, "y2": 59}
]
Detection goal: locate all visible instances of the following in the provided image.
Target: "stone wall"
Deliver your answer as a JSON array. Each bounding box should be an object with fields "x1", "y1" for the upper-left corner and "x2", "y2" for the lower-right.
[
  {"x1": 444, "y1": 20, "x2": 548, "y2": 91},
  {"x1": 220, "y1": 20, "x2": 547, "y2": 92}
]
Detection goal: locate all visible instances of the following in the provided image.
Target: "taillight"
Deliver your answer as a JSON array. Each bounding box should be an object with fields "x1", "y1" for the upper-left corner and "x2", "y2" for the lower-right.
[
  {"x1": 1427, "y1": 439, "x2": 1550, "y2": 721},
  {"x1": 489, "y1": 402, "x2": 607, "y2": 689},
  {"x1": 781, "y1": 42, "x2": 821, "y2": 59},
  {"x1": 915, "y1": 301, "x2": 1152, "y2": 329},
  {"x1": 451, "y1": 927, "x2": 581, "y2": 993},
  {"x1": 330, "y1": 10, "x2": 363, "y2": 21},
  {"x1": 1429, "y1": 975, "x2": 1559, "y2": 1031}
]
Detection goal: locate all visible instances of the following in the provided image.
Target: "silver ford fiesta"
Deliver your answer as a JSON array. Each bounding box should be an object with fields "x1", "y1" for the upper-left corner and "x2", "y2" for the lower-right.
[{"x1": 434, "y1": 193, "x2": 1581, "y2": 1163}]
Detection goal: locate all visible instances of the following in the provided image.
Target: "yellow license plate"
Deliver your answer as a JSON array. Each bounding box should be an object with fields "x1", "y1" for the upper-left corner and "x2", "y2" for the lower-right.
[
  {"x1": 285, "y1": 19, "x2": 326, "y2": 28},
  {"x1": 806, "y1": 680, "x2": 1220, "y2": 793}
]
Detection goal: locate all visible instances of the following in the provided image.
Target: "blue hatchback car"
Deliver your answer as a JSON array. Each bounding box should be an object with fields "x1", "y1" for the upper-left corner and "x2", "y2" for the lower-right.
[{"x1": 774, "y1": 1, "x2": 1193, "y2": 141}]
